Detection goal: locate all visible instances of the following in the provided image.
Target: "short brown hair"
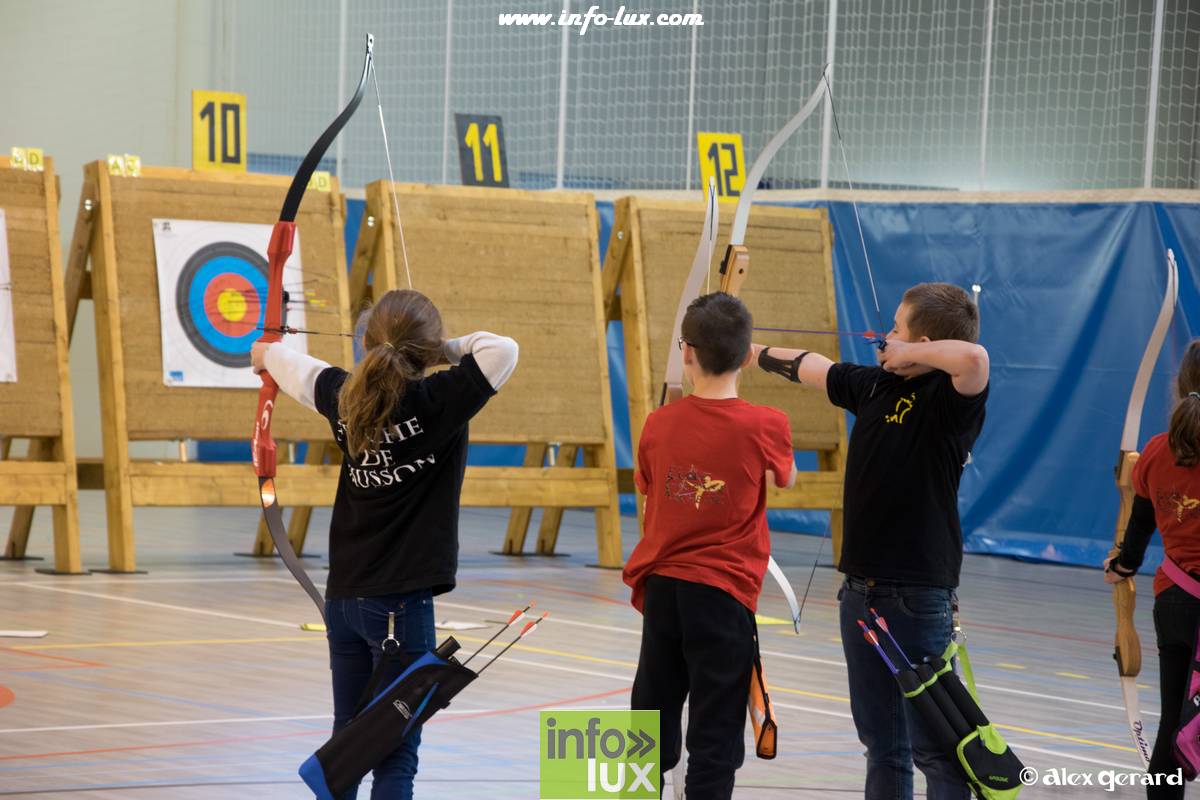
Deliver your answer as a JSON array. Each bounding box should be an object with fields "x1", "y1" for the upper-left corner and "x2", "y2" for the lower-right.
[
  {"x1": 680, "y1": 292, "x2": 752, "y2": 375},
  {"x1": 902, "y1": 283, "x2": 979, "y2": 343}
]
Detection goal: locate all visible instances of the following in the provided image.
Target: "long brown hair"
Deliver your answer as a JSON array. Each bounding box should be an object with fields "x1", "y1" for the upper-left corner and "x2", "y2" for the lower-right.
[
  {"x1": 338, "y1": 290, "x2": 444, "y2": 459},
  {"x1": 1170, "y1": 340, "x2": 1200, "y2": 466}
]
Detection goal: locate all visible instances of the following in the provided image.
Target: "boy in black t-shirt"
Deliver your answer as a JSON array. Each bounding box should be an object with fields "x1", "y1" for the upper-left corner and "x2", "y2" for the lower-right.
[{"x1": 752, "y1": 282, "x2": 988, "y2": 800}]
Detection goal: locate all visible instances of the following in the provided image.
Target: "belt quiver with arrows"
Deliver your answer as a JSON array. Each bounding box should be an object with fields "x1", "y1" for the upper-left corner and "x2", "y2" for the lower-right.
[
  {"x1": 858, "y1": 612, "x2": 1024, "y2": 799},
  {"x1": 300, "y1": 640, "x2": 476, "y2": 799}
]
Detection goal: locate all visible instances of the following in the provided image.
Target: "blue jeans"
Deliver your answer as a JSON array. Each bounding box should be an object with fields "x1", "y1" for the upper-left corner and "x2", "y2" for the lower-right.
[
  {"x1": 326, "y1": 590, "x2": 436, "y2": 800},
  {"x1": 839, "y1": 578, "x2": 970, "y2": 800}
]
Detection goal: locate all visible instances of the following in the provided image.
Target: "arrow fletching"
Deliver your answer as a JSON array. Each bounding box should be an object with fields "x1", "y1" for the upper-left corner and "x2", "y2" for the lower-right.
[
  {"x1": 474, "y1": 612, "x2": 549, "y2": 676},
  {"x1": 461, "y1": 603, "x2": 535, "y2": 667},
  {"x1": 870, "y1": 608, "x2": 888, "y2": 633}
]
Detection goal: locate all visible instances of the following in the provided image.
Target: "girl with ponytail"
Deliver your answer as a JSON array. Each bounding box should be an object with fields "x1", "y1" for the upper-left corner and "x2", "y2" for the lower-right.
[
  {"x1": 1105, "y1": 340, "x2": 1200, "y2": 797},
  {"x1": 252, "y1": 289, "x2": 517, "y2": 798}
]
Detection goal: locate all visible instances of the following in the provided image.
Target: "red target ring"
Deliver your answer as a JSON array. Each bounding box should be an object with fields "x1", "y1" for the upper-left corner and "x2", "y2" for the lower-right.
[{"x1": 202, "y1": 273, "x2": 261, "y2": 338}]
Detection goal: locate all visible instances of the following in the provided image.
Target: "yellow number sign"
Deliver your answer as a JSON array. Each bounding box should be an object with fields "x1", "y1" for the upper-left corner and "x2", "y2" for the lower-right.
[
  {"x1": 10, "y1": 147, "x2": 45, "y2": 172},
  {"x1": 696, "y1": 133, "x2": 745, "y2": 200},
  {"x1": 192, "y1": 90, "x2": 247, "y2": 172},
  {"x1": 307, "y1": 171, "x2": 332, "y2": 192},
  {"x1": 106, "y1": 154, "x2": 142, "y2": 177},
  {"x1": 454, "y1": 114, "x2": 509, "y2": 188}
]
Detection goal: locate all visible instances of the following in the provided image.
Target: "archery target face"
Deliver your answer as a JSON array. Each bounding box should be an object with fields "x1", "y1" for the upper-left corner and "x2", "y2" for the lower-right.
[
  {"x1": 152, "y1": 219, "x2": 308, "y2": 388},
  {"x1": 0, "y1": 210, "x2": 14, "y2": 383}
]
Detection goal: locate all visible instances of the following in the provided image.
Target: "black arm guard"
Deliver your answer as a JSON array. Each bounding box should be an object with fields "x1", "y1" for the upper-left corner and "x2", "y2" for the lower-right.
[{"x1": 758, "y1": 347, "x2": 807, "y2": 383}]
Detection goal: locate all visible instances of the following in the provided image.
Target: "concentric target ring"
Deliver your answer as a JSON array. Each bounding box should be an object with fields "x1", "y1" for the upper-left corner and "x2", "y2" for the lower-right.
[{"x1": 174, "y1": 241, "x2": 270, "y2": 368}]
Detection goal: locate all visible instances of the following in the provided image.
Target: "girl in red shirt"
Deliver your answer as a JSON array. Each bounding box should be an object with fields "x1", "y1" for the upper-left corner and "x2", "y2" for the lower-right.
[{"x1": 1107, "y1": 341, "x2": 1200, "y2": 798}]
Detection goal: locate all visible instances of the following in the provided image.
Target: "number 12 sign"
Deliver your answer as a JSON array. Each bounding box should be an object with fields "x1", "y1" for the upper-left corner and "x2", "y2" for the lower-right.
[
  {"x1": 455, "y1": 114, "x2": 509, "y2": 188},
  {"x1": 696, "y1": 132, "x2": 745, "y2": 201}
]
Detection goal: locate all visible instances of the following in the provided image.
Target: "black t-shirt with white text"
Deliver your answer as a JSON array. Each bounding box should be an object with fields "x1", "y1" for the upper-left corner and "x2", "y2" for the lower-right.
[
  {"x1": 313, "y1": 355, "x2": 495, "y2": 599},
  {"x1": 826, "y1": 364, "x2": 987, "y2": 588}
]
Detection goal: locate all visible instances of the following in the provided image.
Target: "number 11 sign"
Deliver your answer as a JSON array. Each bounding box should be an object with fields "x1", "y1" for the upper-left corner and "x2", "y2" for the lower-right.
[{"x1": 455, "y1": 114, "x2": 509, "y2": 188}]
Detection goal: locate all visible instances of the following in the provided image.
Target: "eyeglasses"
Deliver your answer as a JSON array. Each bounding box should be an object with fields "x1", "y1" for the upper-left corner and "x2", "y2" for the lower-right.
[{"x1": 677, "y1": 336, "x2": 693, "y2": 351}]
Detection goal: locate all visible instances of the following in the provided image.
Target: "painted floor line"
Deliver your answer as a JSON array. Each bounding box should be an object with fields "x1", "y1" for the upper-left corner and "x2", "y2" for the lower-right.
[
  {"x1": 475, "y1": 644, "x2": 1145, "y2": 759},
  {"x1": 445, "y1": 598, "x2": 1165, "y2": 718},
  {"x1": 18, "y1": 584, "x2": 301, "y2": 630},
  {"x1": 13, "y1": 636, "x2": 323, "y2": 652},
  {"x1": 14, "y1": 581, "x2": 1161, "y2": 743},
  {"x1": 1006, "y1": 742, "x2": 1138, "y2": 771},
  {"x1": 0, "y1": 709, "x2": 496, "y2": 736},
  {"x1": 0, "y1": 686, "x2": 628, "y2": 762}
]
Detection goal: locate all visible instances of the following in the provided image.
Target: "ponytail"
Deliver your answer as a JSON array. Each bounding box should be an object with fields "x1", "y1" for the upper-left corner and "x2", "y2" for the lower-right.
[
  {"x1": 337, "y1": 291, "x2": 443, "y2": 459},
  {"x1": 1168, "y1": 341, "x2": 1200, "y2": 466}
]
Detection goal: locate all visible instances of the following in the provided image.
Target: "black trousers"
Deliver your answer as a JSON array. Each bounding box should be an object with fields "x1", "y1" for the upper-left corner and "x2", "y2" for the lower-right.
[
  {"x1": 630, "y1": 575, "x2": 755, "y2": 800},
  {"x1": 1149, "y1": 585, "x2": 1200, "y2": 799}
]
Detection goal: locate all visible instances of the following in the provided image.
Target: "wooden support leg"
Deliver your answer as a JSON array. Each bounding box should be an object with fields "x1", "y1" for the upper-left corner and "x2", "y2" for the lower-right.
[
  {"x1": 249, "y1": 513, "x2": 276, "y2": 557},
  {"x1": 98, "y1": 464, "x2": 138, "y2": 573},
  {"x1": 829, "y1": 509, "x2": 844, "y2": 566},
  {"x1": 45, "y1": 431, "x2": 84, "y2": 575},
  {"x1": 535, "y1": 444, "x2": 578, "y2": 555},
  {"x1": 498, "y1": 444, "x2": 548, "y2": 555},
  {"x1": 3, "y1": 437, "x2": 85, "y2": 574},
  {"x1": 585, "y1": 445, "x2": 623, "y2": 569},
  {"x1": 4, "y1": 438, "x2": 45, "y2": 560},
  {"x1": 817, "y1": 450, "x2": 844, "y2": 566},
  {"x1": 286, "y1": 441, "x2": 336, "y2": 555}
]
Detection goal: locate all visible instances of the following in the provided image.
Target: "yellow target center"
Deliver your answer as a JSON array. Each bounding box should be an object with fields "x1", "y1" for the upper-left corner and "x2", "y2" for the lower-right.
[{"x1": 217, "y1": 289, "x2": 248, "y2": 322}]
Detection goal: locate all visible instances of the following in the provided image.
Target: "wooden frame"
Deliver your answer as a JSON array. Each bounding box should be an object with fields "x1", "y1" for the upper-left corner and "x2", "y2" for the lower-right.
[
  {"x1": 603, "y1": 196, "x2": 849, "y2": 559},
  {"x1": 54, "y1": 161, "x2": 353, "y2": 573},
  {"x1": 349, "y1": 181, "x2": 623, "y2": 567},
  {"x1": 0, "y1": 155, "x2": 84, "y2": 574}
]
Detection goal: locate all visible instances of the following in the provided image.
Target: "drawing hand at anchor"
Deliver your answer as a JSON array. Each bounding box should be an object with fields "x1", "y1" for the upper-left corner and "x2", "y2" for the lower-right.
[{"x1": 877, "y1": 338, "x2": 920, "y2": 376}]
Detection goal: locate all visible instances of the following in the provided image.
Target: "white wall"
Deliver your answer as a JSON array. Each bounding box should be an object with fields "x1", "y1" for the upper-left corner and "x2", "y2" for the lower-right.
[{"x1": 0, "y1": 0, "x2": 219, "y2": 456}]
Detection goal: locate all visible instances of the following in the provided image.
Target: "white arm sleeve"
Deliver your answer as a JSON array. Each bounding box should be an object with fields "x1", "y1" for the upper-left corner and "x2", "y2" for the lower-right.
[
  {"x1": 442, "y1": 331, "x2": 519, "y2": 390},
  {"x1": 263, "y1": 344, "x2": 332, "y2": 412}
]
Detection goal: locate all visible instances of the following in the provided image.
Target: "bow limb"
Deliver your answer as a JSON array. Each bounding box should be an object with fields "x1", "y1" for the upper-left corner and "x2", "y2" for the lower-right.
[
  {"x1": 252, "y1": 34, "x2": 375, "y2": 621},
  {"x1": 718, "y1": 70, "x2": 829, "y2": 297},
  {"x1": 721, "y1": 72, "x2": 829, "y2": 633},
  {"x1": 660, "y1": 177, "x2": 718, "y2": 405},
  {"x1": 1111, "y1": 248, "x2": 1177, "y2": 767}
]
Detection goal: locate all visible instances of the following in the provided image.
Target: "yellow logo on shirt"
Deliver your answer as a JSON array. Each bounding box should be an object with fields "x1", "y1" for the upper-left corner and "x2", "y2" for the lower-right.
[
  {"x1": 885, "y1": 393, "x2": 917, "y2": 425},
  {"x1": 665, "y1": 464, "x2": 726, "y2": 510},
  {"x1": 1165, "y1": 490, "x2": 1200, "y2": 522}
]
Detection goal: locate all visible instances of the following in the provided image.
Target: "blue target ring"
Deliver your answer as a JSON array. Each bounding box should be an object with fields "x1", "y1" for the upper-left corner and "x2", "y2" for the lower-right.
[{"x1": 175, "y1": 242, "x2": 271, "y2": 368}]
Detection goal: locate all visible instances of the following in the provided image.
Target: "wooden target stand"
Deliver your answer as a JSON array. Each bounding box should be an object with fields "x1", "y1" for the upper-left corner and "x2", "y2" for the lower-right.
[
  {"x1": 41, "y1": 160, "x2": 353, "y2": 573},
  {"x1": 347, "y1": 181, "x2": 624, "y2": 568},
  {"x1": 0, "y1": 155, "x2": 85, "y2": 574},
  {"x1": 603, "y1": 197, "x2": 849, "y2": 560}
]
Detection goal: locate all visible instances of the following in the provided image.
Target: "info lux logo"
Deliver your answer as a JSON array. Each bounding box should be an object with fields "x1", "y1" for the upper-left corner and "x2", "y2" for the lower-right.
[{"x1": 539, "y1": 710, "x2": 659, "y2": 799}]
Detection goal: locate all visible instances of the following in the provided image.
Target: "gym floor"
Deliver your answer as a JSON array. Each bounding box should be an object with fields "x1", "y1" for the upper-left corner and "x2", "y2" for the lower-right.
[{"x1": 0, "y1": 497, "x2": 1153, "y2": 798}]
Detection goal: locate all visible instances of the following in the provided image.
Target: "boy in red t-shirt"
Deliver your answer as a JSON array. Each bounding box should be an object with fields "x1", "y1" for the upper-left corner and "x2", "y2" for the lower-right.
[{"x1": 623, "y1": 292, "x2": 795, "y2": 799}]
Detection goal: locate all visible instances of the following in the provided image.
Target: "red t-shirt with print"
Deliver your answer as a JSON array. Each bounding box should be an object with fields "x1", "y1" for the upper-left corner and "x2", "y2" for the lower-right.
[
  {"x1": 622, "y1": 395, "x2": 794, "y2": 614},
  {"x1": 1132, "y1": 432, "x2": 1200, "y2": 595}
]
